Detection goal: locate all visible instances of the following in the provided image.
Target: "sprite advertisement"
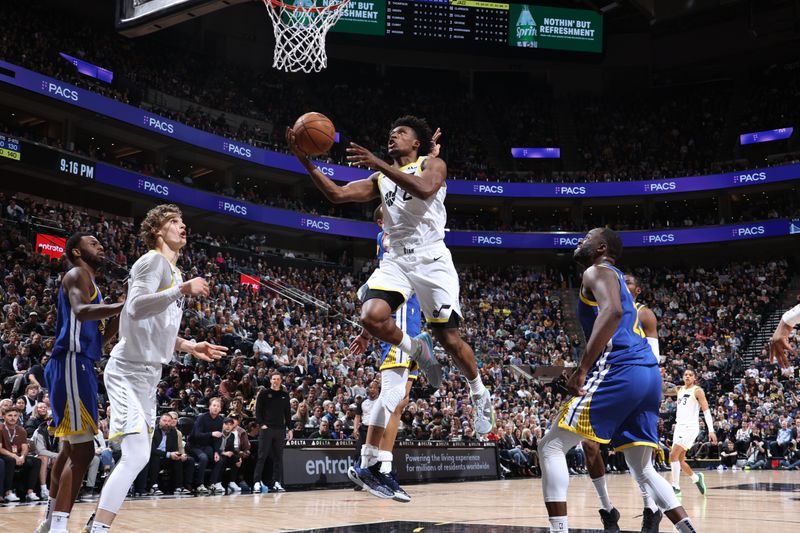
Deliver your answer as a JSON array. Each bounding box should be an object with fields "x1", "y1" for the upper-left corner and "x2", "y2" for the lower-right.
[
  {"x1": 509, "y1": 4, "x2": 603, "y2": 53},
  {"x1": 326, "y1": 0, "x2": 386, "y2": 36}
]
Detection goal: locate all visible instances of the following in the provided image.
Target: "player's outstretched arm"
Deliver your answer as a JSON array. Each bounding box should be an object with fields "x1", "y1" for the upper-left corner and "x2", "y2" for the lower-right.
[
  {"x1": 65, "y1": 268, "x2": 124, "y2": 322},
  {"x1": 175, "y1": 337, "x2": 227, "y2": 362},
  {"x1": 127, "y1": 254, "x2": 208, "y2": 320},
  {"x1": 346, "y1": 142, "x2": 446, "y2": 199},
  {"x1": 770, "y1": 303, "x2": 799, "y2": 368},
  {"x1": 286, "y1": 127, "x2": 379, "y2": 204},
  {"x1": 639, "y1": 306, "x2": 663, "y2": 363},
  {"x1": 566, "y1": 266, "x2": 623, "y2": 396}
]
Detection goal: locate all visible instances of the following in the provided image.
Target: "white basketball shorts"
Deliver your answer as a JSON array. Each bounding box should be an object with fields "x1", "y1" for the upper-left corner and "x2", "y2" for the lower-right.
[
  {"x1": 105, "y1": 357, "x2": 161, "y2": 441},
  {"x1": 672, "y1": 424, "x2": 700, "y2": 450},
  {"x1": 366, "y1": 240, "x2": 462, "y2": 326}
]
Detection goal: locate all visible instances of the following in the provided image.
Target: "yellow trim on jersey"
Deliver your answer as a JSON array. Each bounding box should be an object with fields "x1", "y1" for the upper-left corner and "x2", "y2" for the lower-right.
[
  {"x1": 557, "y1": 396, "x2": 610, "y2": 444},
  {"x1": 632, "y1": 313, "x2": 645, "y2": 338},
  {"x1": 425, "y1": 316, "x2": 451, "y2": 323},
  {"x1": 89, "y1": 284, "x2": 98, "y2": 302},
  {"x1": 377, "y1": 156, "x2": 425, "y2": 182},
  {"x1": 579, "y1": 287, "x2": 598, "y2": 307},
  {"x1": 54, "y1": 401, "x2": 98, "y2": 438},
  {"x1": 613, "y1": 441, "x2": 660, "y2": 452},
  {"x1": 398, "y1": 156, "x2": 424, "y2": 172}
]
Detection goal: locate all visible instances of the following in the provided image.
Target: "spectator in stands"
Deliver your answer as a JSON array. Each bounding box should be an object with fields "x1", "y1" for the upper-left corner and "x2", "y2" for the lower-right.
[
  {"x1": 719, "y1": 440, "x2": 738, "y2": 470},
  {"x1": 190, "y1": 397, "x2": 224, "y2": 494},
  {"x1": 209, "y1": 417, "x2": 241, "y2": 494},
  {"x1": 0, "y1": 406, "x2": 41, "y2": 501},
  {"x1": 29, "y1": 414, "x2": 58, "y2": 497},
  {"x1": 144, "y1": 414, "x2": 195, "y2": 495},
  {"x1": 769, "y1": 420, "x2": 793, "y2": 458}
]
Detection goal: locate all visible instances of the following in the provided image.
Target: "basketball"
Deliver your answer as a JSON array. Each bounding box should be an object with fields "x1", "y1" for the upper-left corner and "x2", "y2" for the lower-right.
[{"x1": 292, "y1": 112, "x2": 336, "y2": 156}]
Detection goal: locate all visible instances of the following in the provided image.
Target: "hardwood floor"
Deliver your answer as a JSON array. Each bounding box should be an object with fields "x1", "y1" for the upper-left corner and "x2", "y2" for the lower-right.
[{"x1": 2, "y1": 470, "x2": 797, "y2": 532}]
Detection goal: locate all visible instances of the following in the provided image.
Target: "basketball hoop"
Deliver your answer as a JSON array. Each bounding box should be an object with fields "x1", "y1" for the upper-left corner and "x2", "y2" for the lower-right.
[{"x1": 263, "y1": 0, "x2": 349, "y2": 73}]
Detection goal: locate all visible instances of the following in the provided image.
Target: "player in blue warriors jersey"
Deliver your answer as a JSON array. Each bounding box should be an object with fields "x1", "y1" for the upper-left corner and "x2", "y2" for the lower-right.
[
  {"x1": 539, "y1": 228, "x2": 698, "y2": 533},
  {"x1": 36, "y1": 233, "x2": 123, "y2": 533},
  {"x1": 580, "y1": 273, "x2": 664, "y2": 533},
  {"x1": 349, "y1": 205, "x2": 421, "y2": 502}
]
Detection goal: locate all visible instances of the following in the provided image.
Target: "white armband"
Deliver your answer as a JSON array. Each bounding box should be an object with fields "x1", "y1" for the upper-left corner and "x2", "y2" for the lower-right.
[
  {"x1": 646, "y1": 337, "x2": 664, "y2": 364},
  {"x1": 703, "y1": 409, "x2": 714, "y2": 433},
  {"x1": 781, "y1": 304, "x2": 800, "y2": 327}
]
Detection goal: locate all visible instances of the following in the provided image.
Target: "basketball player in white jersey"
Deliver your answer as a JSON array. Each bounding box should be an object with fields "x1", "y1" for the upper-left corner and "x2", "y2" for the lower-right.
[
  {"x1": 583, "y1": 273, "x2": 664, "y2": 533},
  {"x1": 86, "y1": 204, "x2": 226, "y2": 533},
  {"x1": 770, "y1": 301, "x2": 800, "y2": 369},
  {"x1": 286, "y1": 117, "x2": 496, "y2": 442},
  {"x1": 665, "y1": 369, "x2": 716, "y2": 496}
]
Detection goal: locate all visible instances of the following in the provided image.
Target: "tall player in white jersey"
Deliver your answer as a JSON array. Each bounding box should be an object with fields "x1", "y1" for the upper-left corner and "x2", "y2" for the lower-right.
[
  {"x1": 286, "y1": 116, "x2": 496, "y2": 437},
  {"x1": 665, "y1": 369, "x2": 716, "y2": 496},
  {"x1": 87, "y1": 205, "x2": 226, "y2": 533}
]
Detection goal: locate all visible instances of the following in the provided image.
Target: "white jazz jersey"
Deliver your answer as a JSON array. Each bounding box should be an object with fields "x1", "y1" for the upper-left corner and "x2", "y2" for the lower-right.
[
  {"x1": 675, "y1": 385, "x2": 701, "y2": 427},
  {"x1": 377, "y1": 156, "x2": 447, "y2": 249},
  {"x1": 111, "y1": 250, "x2": 184, "y2": 365}
]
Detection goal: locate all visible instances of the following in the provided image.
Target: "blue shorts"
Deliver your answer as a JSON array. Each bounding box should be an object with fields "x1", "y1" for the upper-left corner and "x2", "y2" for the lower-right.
[
  {"x1": 45, "y1": 352, "x2": 99, "y2": 438},
  {"x1": 558, "y1": 362, "x2": 661, "y2": 451}
]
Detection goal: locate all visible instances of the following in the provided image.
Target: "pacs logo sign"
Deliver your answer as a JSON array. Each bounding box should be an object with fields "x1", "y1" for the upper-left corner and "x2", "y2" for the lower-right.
[
  {"x1": 223, "y1": 141, "x2": 253, "y2": 159},
  {"x1": 137, "y1": 178, "x2": 169, "y2": 197},
  {"x1": 142, "y1": 115, "x2": 175, "y2": 134},
  {"x1": 300, "y1": 217, "x2": 331, "y2": 232},
  {"x1": 471, "y1": 235, "x2": 503, "y2": 246},
  {"x1": 218, "y1": 200, "x2": 248, "y2": 216},
  {"x1": 35, "y1": 233, "x2": 66, "y2": 260},
  {"x1": 41, "y1": 81, "x2": 78, "y2": 101}
]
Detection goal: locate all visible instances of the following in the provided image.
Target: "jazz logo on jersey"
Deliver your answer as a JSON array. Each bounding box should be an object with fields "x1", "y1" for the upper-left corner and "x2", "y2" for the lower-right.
[{"x1": 384, "y1": 184, "x2": 412, "y2": 207}]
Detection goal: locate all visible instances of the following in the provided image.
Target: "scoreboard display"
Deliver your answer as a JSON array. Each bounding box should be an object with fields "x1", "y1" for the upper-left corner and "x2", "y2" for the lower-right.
[
  {"x1": 0, "y1": 134, "x2": 21, "y2": 161},
  {"x1": 329, "y1": 0, "x2": 603, "y2": 53}
]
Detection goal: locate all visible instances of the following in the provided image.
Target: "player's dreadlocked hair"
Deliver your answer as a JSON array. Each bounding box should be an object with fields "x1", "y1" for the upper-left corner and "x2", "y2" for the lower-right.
[{"x1": 391, "y1": 115, "x2": 433, "y2": 157}]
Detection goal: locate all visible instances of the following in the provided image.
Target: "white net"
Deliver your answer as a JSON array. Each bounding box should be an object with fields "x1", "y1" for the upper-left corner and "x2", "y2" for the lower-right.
[{"x1": 263, "y1": 0, "x2": 349, "y2": 73}]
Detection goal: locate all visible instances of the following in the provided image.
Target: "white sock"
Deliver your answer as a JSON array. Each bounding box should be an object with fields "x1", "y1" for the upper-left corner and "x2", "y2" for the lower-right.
[
  {"x1": 41, "y1": 484, "x2": 48, "y2": 492},
  {"x1": 360, "y1": 444, "x2": 378, "y2": 468},
  {"x1": 468, "y1": 375, "x2": 487, "y2": 396},
  {"x1": 591, "y1": 476, "x2": 614, "y2": 512},
  {"x1": 377, "y1": 450, "x2": 393, "y2": 474},
  {"x1": 670, "y1": 461, "x2": 681, "y2": 488},
  {"x1": 50, "y1": 511, "x2": 69, "y2": 533},
  {"x1": 90, "y1": 521, "x2": 112, "y2": 533},
  {"x1": 690, "y1": 472, "x2": 699, "y2": 483},
  {"x1": 548, "y1": 516, "x2": 568, "y2": 532},
  {"x1": 674, "y1": 517, "x2": 699, "y2": 533},
  {"x1": 398, "y1": 332, "x2": 416, "y2": 354},
  {"x1": 640, "y1": 483, "x2": 658, "y2": 512},
  {"x1": 43, "y1": 496, "x2": 56, "y2": 522}
]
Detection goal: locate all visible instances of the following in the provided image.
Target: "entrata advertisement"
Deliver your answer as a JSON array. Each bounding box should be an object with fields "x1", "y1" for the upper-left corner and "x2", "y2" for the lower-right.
[
  {"x1": 239, "y1": 273, "x2": 260, "y2": 293},
  {"x1": 283, "y1": 441, "x2": 498, "y2": 488},
  {"x1": 35, "y1": 233, "x2": 66, "y2": 260}
]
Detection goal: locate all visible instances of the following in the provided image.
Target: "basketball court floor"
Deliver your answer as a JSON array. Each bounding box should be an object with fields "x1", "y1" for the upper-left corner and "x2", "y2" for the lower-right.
[{"x1": 2, "y1": 470, "x2": 797, "y2": 532}]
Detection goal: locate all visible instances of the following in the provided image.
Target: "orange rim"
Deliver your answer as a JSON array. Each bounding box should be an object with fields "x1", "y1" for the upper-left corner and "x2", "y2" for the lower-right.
[{"x1": 264, "y1": 0, "x2": 349, "y2": 13}]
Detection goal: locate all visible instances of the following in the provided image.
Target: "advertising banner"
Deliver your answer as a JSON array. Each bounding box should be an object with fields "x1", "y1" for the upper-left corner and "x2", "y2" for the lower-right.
[
  {"x1": 35, "y1": 233, "x2": 66, "y2": 260},
  {"x1": 282, "y1": 440, "x2": 498, "y2": 488},
  {"x1": 3, "y1": 60, "x2": 798, "y2": 199}
]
